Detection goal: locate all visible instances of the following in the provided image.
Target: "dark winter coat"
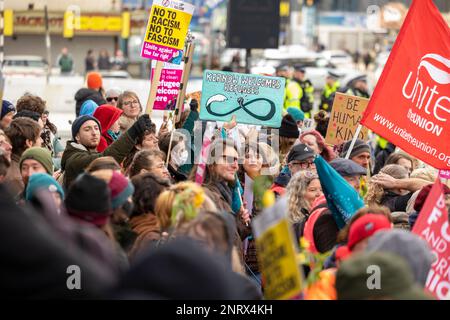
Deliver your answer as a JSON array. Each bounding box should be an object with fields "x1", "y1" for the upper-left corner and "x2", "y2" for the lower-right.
[
  {"x1": 0, "y1": 184, "x2": 116, "y2": 298},
  {"x1": 204, "y1": 181, "x2": 252, "y2": 267},
  {"x1": 61, "y1": 132, "x2": 134, "y2": 189}
]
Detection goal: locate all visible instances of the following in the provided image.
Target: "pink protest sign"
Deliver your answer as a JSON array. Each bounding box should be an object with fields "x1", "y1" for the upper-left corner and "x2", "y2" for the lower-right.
[
  {"x1": 439, "y1": 170, "x2": 450, "y2": 179},
  {"x1": 141, "y1": 0, "x2": 194, "y2": 63},
  {"x1": 151, "y1": 63, "x2": 183, "y2": 110}
]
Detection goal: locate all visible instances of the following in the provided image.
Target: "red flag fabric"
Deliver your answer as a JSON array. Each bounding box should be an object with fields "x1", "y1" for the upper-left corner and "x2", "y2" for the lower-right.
[
  {"x1": 412, "y1": 179, "x2": 450, "y2": 300},
  {"x1": 361, "y1": 0, "x2": 450, "y2": 170}
]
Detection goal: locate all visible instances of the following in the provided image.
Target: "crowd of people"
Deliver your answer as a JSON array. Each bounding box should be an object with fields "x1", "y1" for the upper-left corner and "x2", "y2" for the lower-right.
[
  {"x1": 0, "y1": 68, "x2": 447, "y2": 300},
  {"x1": 56, "y1": 47, "x2": 127, "y2": 75}
]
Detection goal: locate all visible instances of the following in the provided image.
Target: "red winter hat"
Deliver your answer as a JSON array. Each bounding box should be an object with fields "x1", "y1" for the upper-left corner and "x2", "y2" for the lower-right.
[
  {"x1": 93, "y1": 105, "x2": 123, "y2": 135},
  {"x1": 335, "y1": 245, "x2": 351, "y2": 262},
  {"x1": 348, "y1": 214, "x2": 392, "y2": 250},
  {"x1": 414, "y1": 183, "x2": 450, "y2": 212},
  {"x1": 87, "y1": 72, "x2": 103, "y2": 90}
]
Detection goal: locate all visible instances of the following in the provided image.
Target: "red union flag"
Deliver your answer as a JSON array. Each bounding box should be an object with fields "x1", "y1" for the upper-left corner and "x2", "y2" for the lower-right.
[
  {"x1": 361, "y1": 0, "x2": 450, "y2": 170},
  {"x1": 412, "y1": 179, "x2": 450, "y2": 300}
]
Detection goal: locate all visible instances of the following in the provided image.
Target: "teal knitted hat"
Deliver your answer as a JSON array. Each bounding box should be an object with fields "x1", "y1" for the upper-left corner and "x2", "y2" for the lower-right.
[
  {"x1": 26, "y1": 173, "x2": 64, "y2": 201},
  {"x1": 287, "y1": 107, "x2": 305, "y2": 122}
]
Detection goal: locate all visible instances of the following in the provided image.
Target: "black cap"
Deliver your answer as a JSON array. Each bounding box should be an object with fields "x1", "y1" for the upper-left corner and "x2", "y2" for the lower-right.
[
  {"x1": 329, "y1": 158, "x2": 367, "y2": 177},
  {"x1": 276, "y1": 64, "x2": 290, "y2": 72},
  {"x1": 287, "y1": 143, "x2": 315, "y2": 163},
  {"x1": 294, "y1": 64, "x2": 306, "y2": 73}
]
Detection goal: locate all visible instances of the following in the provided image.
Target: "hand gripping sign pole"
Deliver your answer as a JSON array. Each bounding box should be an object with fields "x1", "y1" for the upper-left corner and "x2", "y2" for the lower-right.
[{"x1": 174, "y1": 32, "x2": 195, "y2": 124}]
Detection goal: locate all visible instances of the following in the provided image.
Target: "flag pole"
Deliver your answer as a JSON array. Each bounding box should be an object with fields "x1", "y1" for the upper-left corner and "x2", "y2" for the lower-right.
[{"x1": 345, "y1": 124, "x2": 363, "y2": 159}]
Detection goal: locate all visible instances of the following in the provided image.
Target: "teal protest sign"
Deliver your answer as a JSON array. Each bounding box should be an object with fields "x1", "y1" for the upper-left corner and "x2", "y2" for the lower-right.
[{"x1": 199, "y1": 70, "x2": 285, "y2": 127}]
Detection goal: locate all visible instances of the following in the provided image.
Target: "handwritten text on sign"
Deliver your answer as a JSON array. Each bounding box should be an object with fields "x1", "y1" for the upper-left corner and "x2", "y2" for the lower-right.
[
  {"x1": 325, "y1": 92, "x2": 369, "y2": 146},
  {"x1": 141, "y1": 0, "x2": 194, "y2": 63},
  {"x1": 199, "y1": 70, "x2": 285, "y2": 127}
]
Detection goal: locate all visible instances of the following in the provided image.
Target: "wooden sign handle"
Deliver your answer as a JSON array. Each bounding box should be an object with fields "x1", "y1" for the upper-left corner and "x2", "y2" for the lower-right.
[
  {"x1": 174, "y1": 42, "x2": 195, "y2": 124},
  {"x1": 145, "y1": 60, "x2": 164, "y2": 116},
  {"x1": 344, "y1": 124, "x2": 363, "y2": 159}
]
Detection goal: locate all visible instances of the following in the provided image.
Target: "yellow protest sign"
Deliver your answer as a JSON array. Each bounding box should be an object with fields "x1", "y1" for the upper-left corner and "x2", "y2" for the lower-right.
[
  {"x1": 253, "y1": 199, "x2": 303, "y2": 300},
  {"x1": 141, "y1": 0, "x2": 194, "y2": 63},
  {"x1": 325, "y1": 92, "x2": 369, "y2": 146}
]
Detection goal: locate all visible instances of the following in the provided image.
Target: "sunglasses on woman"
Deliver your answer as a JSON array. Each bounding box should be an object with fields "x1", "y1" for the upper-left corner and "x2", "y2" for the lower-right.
[{"x1": 107, "y1": 97, "x2": 119, "y2": 102}]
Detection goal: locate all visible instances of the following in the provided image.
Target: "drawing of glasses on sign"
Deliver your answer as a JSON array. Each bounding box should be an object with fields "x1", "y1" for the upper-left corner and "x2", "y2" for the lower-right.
[{"x1": 204, "y1": 94, "x2": 277, "y2": 124}]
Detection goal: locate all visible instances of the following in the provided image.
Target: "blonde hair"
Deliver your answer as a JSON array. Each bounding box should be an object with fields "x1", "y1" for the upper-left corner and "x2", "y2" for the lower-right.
[
  {"x1": 365, "y1": 164, "x2": 409, "y2": 206},
  {"x1": 155, "y1": 182, "x2": 217, "y2": 231},
  {"x1": 286, "y1": 171, "x2": 319, "y2": 223}
]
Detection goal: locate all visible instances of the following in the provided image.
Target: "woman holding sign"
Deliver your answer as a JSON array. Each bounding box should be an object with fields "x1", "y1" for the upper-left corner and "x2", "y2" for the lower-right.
[{"x1": 200, "y1": 139, "x2": 252, "y2": 263}]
